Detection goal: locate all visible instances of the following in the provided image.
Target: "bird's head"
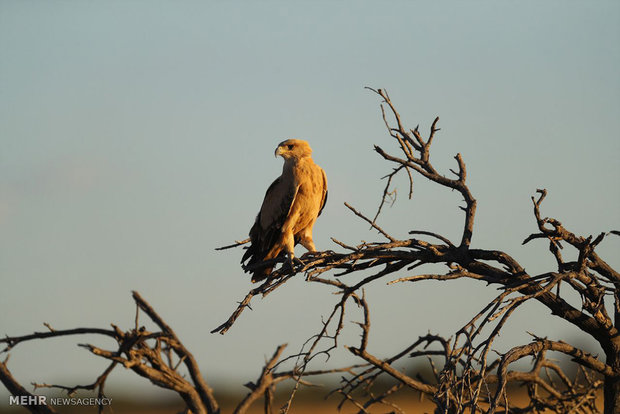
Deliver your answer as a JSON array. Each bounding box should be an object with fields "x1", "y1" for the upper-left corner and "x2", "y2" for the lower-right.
[{"x1": 275, "y1": 139, "x2": 312, "y2": 160}]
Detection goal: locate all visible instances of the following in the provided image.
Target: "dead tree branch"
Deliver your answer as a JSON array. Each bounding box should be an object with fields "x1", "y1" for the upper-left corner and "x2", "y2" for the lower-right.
[
  {"x1": 3, "y1": 87, "x2": 617, "y2": 413},
  {"x1": 1, "y1": 292, "x2": 220, "y2": 414},
  {"x1": 215, "y1": 88, "x2": 618, "y2": 413}
]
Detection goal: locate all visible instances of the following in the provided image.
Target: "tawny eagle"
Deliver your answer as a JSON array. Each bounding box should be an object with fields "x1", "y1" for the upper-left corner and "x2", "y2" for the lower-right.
[{"x1": 242, "y1": 139, "x2": 328, "y2": 282}]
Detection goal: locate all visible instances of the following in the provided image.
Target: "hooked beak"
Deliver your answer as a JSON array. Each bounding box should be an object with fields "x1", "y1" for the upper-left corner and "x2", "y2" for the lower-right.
[{"x1": 275, "y1": 145, "x2": 283, "y2": 158}]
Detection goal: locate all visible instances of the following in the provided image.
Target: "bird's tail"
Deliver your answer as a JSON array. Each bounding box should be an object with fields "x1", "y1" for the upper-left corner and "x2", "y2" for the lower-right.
[
  {"x1": 242, "y1": 221, "x2": 283, "y2": 282},
  {"x1": 241, "y1": 243, "x2": 275, "y2": 283},
  {"x1": 251, "y1": 268, "x2": 272, "y2": 283}
]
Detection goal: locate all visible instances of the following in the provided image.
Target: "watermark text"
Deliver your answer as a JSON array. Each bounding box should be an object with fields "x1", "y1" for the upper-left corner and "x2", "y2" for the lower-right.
[{"x1": 9, "y1": 395, "x2": 113, "y2": 406}]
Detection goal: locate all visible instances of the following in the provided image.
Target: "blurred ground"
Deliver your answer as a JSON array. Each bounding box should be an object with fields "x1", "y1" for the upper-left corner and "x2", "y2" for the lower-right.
[
  {"x1": 1, "y1": 394, "x2": 436, "y2": 414},
  {"x1": 1, "y1": 387, "x2": 603, "y2": 413}
]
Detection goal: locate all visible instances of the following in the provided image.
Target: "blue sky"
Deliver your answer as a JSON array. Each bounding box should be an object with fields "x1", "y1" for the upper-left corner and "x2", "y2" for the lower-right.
[{"x1": 1, "y1": 0, "x2": 619, "y2": 402}]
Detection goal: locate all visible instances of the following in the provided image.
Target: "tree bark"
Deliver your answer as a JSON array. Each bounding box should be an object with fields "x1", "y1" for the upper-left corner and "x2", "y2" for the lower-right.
[{"x1": 604, "y1": 339, "x2": 620, "y2": 414}]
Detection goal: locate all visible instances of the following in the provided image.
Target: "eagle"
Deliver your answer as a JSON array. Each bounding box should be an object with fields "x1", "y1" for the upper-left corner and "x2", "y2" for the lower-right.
[{"x1": 242, "y1": 139, "x2": 328, "y2": 282}]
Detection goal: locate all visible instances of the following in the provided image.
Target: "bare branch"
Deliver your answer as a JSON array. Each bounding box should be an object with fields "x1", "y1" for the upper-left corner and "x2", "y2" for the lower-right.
[
  {"x1": 344, "y1": 202, "x2": 396, "y2": 242},
  {"x1": 0, "y1": 359, "x2": 58, "y2": 414},
  {"x1": 234, "y1": 344, "x2": 287, "y2": 414},
  {"x1": 215, "y1": 238, "x2": 251, "y2": 251}
]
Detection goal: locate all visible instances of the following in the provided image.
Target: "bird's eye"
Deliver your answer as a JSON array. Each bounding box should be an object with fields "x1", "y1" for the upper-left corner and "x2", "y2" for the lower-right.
[{"x1": 287, "y1": 144, "x2": 293, "y2": 150}]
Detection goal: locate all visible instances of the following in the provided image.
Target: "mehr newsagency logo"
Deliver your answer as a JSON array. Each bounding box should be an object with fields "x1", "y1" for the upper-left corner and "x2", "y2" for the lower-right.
[{"x1": 9, "y1": 395, "x2": 112, "y2": 407}]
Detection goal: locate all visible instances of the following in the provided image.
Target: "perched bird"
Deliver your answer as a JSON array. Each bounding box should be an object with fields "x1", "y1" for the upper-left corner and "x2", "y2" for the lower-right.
[{"x1": 242, "y1": 139, "x2": 328, "y2": 282}]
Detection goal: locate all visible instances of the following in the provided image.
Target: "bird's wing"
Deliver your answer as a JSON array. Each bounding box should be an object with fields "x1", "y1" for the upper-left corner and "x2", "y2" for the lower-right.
[
  {"x1": 259, "y1": 176, "x2": 298, "y2": 231},
  {"x1": 242, "y1": 176, "x2": 298, "y2": 265},
  {"x1": 318, "y1": 166, "x2": 328, "y2": 217}
]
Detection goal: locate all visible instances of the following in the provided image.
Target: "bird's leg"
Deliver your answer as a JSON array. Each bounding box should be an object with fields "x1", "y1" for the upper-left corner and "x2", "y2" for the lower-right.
[
  {"x1": 298, "y1": 231, "x2": 322, "y2": 261},
  {"x1": 300, "y1": 240, "x2": 316, "y2": 252},
  {"x1": 286, "y1": 252, "x2": 304, "y2": 269},
  {"x1": 283, "y1": 233, "x2": 303, "y2": 270},
  {"x1": 298, "y1": 230, "x2": 316, "y2": 252}
]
